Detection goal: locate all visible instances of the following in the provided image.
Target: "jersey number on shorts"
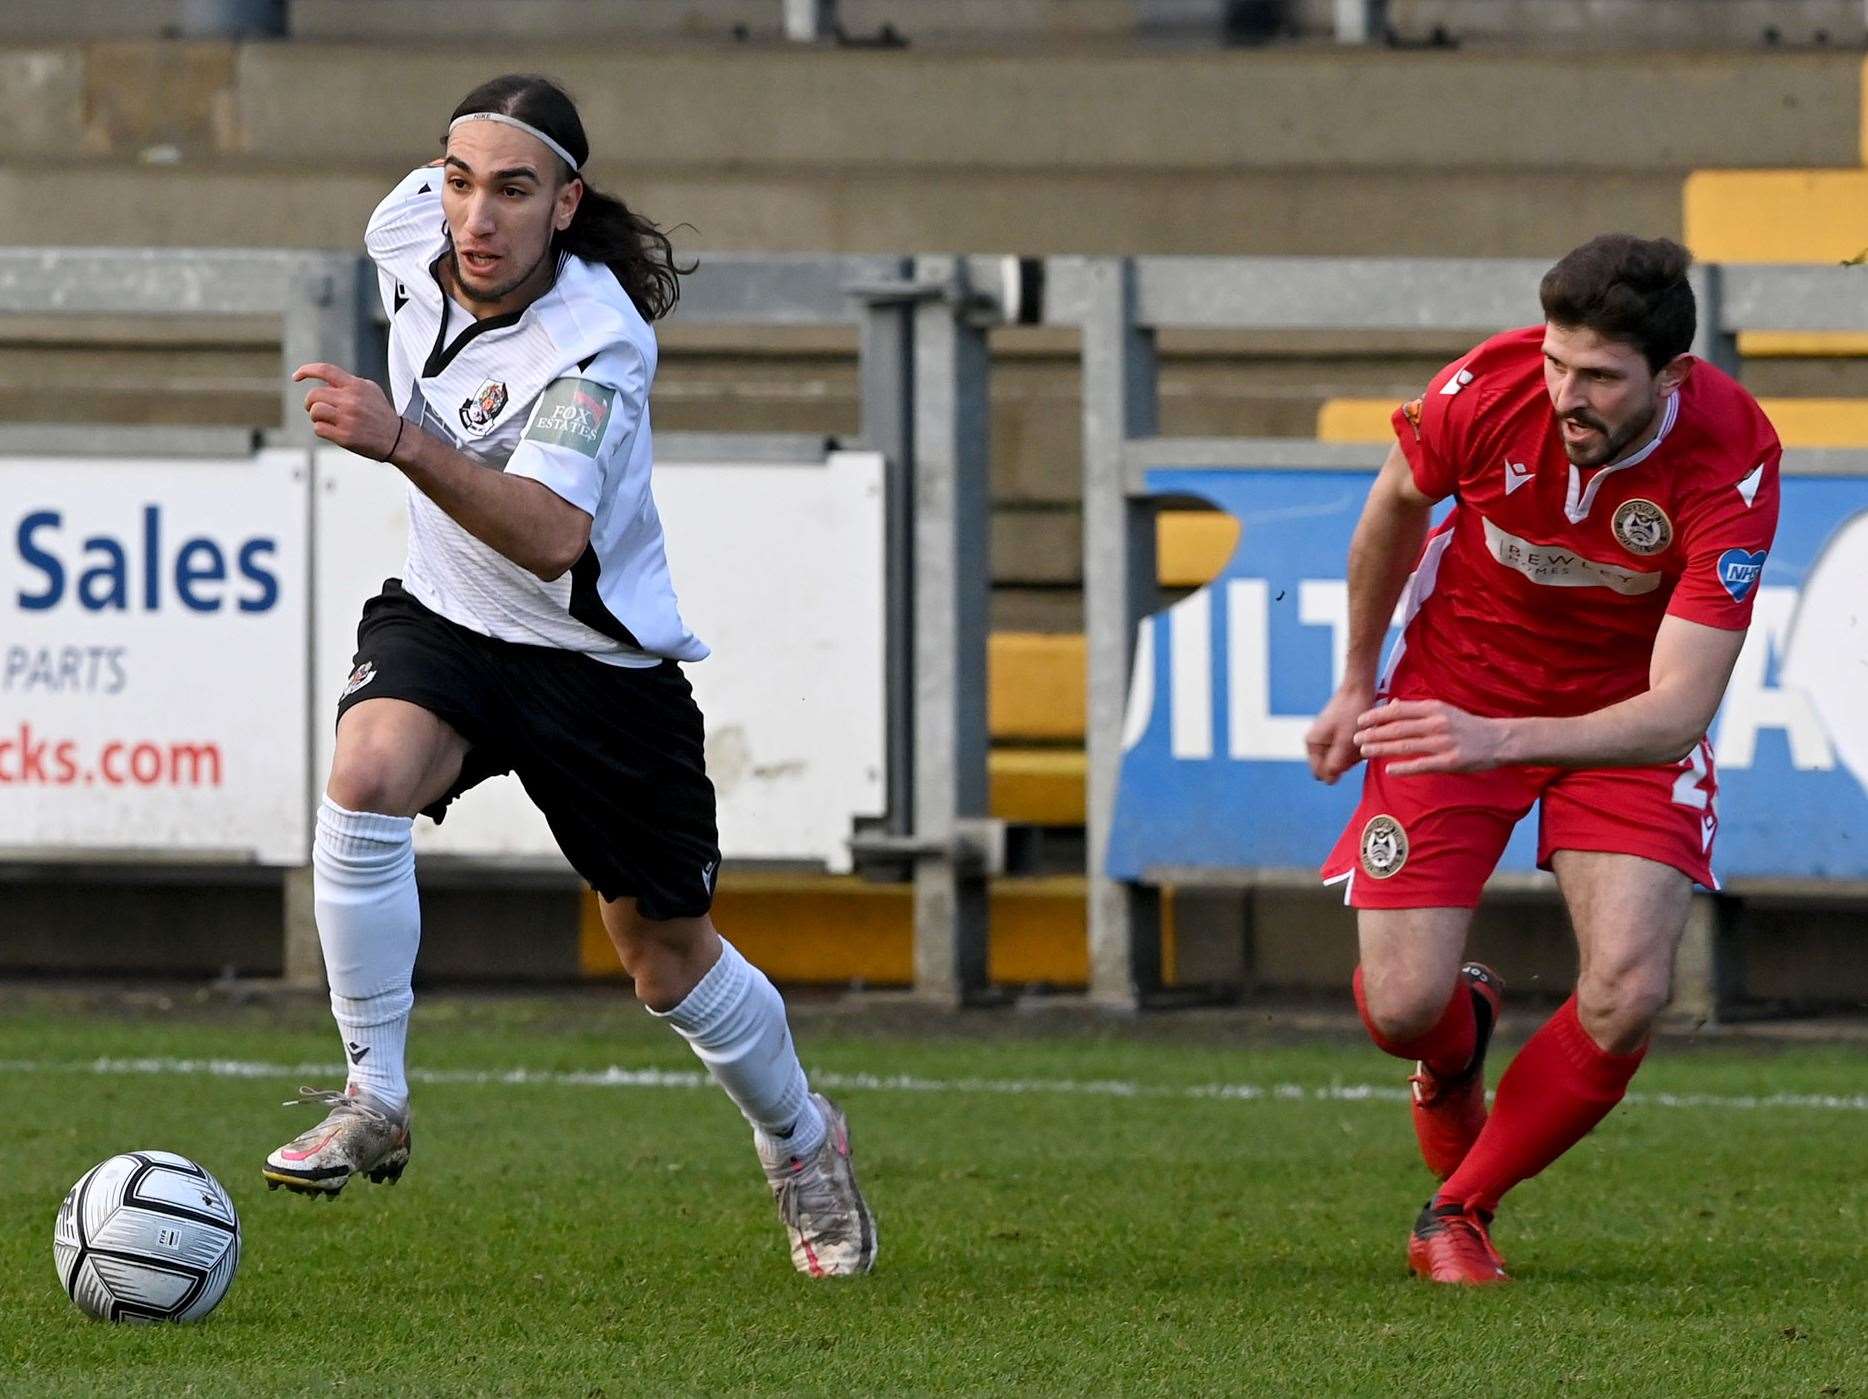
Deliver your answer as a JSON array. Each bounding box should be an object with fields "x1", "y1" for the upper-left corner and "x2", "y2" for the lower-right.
[{"x1": 1670, "y1": 742, "x2": 1712, "y2": 811}]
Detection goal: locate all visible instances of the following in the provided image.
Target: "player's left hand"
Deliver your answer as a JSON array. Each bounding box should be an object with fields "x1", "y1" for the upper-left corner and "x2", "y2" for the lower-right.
[
  {"x1": 1353, "y1": 698, "x2": 1507, "y2": 775},
  {"x1": 293, "y1": 362, "x2": 402, "y2": 462}
]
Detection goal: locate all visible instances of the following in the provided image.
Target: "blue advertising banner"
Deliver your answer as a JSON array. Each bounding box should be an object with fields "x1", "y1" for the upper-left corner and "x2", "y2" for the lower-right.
[{"x1": 1107, "y1": 467, "x2": 1868, "y2": 884}]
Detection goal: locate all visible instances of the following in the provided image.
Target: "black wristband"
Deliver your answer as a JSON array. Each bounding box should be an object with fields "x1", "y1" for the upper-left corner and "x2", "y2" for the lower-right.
[{"x1": 380, "y1": 418, "x2": 406, "y2": 464}]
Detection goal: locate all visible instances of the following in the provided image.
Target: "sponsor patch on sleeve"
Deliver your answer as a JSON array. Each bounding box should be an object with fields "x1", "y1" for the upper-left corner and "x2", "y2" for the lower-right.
[
  {"x1": 1716, "y1": 547, "x2": 1767, "y2": 603},
  {"x1": 1399, "y1": 396, "x2": 1425, "y2": 440},
  {"x1": 523, "y1": 378, "x2": 617, "y2": 459}
]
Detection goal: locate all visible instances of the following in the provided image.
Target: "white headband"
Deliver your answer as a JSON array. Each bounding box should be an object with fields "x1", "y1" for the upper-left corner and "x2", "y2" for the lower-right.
[{"x1": 447, "y1": 112, "x2": 582, "y2": 173}]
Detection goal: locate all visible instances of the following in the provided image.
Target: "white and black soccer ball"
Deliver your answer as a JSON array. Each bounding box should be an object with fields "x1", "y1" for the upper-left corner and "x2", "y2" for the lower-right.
[{"x1": 54, "y1": 1151, "x2": 241, "y2": 1323}]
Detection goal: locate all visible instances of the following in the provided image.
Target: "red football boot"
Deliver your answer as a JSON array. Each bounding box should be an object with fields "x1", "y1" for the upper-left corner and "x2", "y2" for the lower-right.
[
  {"x1": 1408, "y1": 1200, "x2": 1511, "y2": 1286},
  {"x1": 1409, "y1": 962, "x2": 1504, "y2": 1180}
]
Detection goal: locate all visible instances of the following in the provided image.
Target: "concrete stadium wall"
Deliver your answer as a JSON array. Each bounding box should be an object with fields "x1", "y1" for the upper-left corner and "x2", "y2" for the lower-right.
[
  {"x1": 223, "y1": 47, "x2": 1851, "y2": 171},
  {"x1": 0, "y1": 43, "x2": 1856, "y2": 256},
  {"x1": 0, "y1": 868, "x2": 584, "y2": 983},
  {"x1": 0, "y1": 162, "x2": 1689, "y2": 262},
  {"x1": 0, "y1": 1, "x2": 1142, "y2": 44},
  {"x1": 10, "y1": 2, "x2": 1861, "y2": 47},
  {"x1": 9, "y1": 870, "x2": 1864, "y2": 1013}
]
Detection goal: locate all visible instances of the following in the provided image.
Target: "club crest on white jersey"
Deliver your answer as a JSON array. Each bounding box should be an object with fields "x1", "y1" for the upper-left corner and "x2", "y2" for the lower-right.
[{"x1": 458, "y1": 378, "x2": 510, "y2": 435}]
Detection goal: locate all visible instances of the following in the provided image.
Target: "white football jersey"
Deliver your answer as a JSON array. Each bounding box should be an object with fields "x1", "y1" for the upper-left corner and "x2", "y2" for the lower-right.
[{"x1": 364, "y1": 165, "x2": 706, "y2": 665}]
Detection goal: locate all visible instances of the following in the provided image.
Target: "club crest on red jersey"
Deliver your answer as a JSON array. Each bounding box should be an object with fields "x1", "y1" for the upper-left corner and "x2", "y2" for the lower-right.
[
  {"x1": 1359, "y1": 814, "x2": 1408, "y2": 879},
  {"x1": 1611, "y1": 498, "x2": 1673, "y2": 556}
]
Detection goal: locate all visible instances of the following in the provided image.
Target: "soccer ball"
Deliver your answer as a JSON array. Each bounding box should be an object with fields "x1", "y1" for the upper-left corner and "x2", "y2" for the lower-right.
[{"x1": 54, "y1": 1151, "x2": 241, "y2": 1323}]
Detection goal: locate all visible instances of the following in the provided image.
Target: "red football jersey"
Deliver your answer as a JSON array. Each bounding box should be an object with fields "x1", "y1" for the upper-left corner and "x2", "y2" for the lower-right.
[{"x1": 1382, "y1": 325, "x2": 1781, "y2": 719}]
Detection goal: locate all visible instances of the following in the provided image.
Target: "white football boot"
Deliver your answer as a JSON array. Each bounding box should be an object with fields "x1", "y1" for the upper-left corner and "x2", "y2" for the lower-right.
[
  {"x1": 758, "y1": 1092, "x2": 878, "y2": 1277},
  {"x1": 263, "y1": 1087, "x2": 411, "y2": 1198}
]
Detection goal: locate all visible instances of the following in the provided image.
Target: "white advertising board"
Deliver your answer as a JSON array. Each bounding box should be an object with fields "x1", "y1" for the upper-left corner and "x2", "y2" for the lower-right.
[
  {"x1": 313, "y1": 448, "x2": 886, "y2": 871},
  {"x1": 0, "y1": 451, "x2": 311, "y2": 863}
]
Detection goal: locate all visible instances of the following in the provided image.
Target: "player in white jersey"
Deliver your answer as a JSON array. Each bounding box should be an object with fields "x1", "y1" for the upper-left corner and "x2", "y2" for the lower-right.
[{"x1": 260, "y1": 74, "x2": 876, "y2": 1277}]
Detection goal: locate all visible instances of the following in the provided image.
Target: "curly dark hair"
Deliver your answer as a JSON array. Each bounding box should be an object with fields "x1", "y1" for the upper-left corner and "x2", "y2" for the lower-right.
[
  {"x1": 448, "y1": 73, "x2": 692, "y2": 322},
  {"x1": 1539, "y1": 234, "x2": 1696, "y2": 371}
]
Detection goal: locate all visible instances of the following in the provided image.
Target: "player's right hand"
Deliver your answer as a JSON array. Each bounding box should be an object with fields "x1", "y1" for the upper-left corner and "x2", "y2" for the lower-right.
[
  {"x1": 293, "y1": 362, "x2": 402, "y2": 462},
  {"x1": 1305, "y1": 684, "x2": 1375, "y2": 785}
]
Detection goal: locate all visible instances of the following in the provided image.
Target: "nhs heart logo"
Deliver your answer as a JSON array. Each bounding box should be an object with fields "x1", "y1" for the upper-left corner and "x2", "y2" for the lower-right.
[{"x1": 1717, "y1": 548, "x2": 1767, "y2": 603}]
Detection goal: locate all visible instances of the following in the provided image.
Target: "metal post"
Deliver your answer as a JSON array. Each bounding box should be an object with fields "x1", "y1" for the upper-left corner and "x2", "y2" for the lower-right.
[
  {"x1": 1690, "y1": 262, "x2": 1741, "y2": 379},
  {"x1": 1670, "y1": 892, "x2": 1746, "y2": 1025},
  {"x1": 1080, "y1": 258, "x2": 1164, "y2": 1009},
  {"x1": 179, "y1": 0, "x2": 286, "y2": 38},
  {"x1": 1333, "y1": 0, "x2": 1381, "y2": 43},
  {"x1": 280, "y1": 258, "x2": 370, "y2": 443},
  {"x1": 279, "y1": 257, "x2": 370, "y2": 989},
  {"x1": 784, "y1": 0, "x2": 837, "y2": 41},
  {"x1": 909, "y1": 256, "x2": 992, "y2": 1004},
  {"x1": 856, "y1": 261, "x2": 917, "y2": 843}
]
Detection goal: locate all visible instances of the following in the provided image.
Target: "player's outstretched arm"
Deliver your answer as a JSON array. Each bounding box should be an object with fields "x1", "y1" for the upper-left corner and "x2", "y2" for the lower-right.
[
  {"x1": 1356, "y1": 616, "x2": 1747, "y2": 774},
  {"x1": 1305, "y1": 443, "x2": 1439, "y2": 784},
  {"x1": 1492, "y1": 615, "x2": 1745, "y2": 767},
  {"x1": 295, "y1": 362, "x2": 592, "y2": 580}
]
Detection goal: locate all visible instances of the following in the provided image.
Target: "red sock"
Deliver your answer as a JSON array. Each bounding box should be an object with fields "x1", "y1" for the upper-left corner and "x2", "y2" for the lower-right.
[
  {"x1": 1353, "y1": 965, "x2": 1477, "y2": 1079},
  {"x1": 1437, "y1": 995, "x2": 1646, "y2": 1215}
]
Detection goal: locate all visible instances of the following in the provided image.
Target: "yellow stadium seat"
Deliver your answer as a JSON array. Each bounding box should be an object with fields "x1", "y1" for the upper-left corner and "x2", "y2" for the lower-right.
[
  {"x1": 1319, "y1": 396, "x2": 1868, "y2": 448},
  {"x1": 578, "y1": 875, "x2": 1179, "y2": 987},
  {"x1": 1753, "y1": 399, "x2": 1868, "y2": 447},
  {"x1": 1316, "y1": 399, "x2": 1397, "y2": 444},
  {"x1": 989, "y1": 633, "x2": 1085, "y2": 742},
  {"x1": 1683, "y1": 169, "x2": 1868, "y2": 265},
  {"x1": 1157, "y1": 509, "x2": 1241, "y2": 587},
  {"x1": 1681, "y1": 167, "x2": 1868, "y2": 356},
  {"x1": 1735, "y1": 332, "x2": 1868, "y2": 358},
  {"x1": 989, "y1": 748, "x2": 1087, "y2": 826},
  {"x1": 987, "y1": 512, "x2": 1238, "y2": 745}
]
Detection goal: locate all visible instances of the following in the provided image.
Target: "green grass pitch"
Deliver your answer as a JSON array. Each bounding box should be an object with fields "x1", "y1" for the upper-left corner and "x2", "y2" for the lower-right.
[{"x1": 2, "y1": 989, "x2": 1863, "y2": 1396}]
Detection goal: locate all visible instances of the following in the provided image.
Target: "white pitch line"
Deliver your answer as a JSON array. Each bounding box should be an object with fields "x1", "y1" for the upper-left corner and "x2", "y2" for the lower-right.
[{"x1": 0, "y1": 1055, "x2": 1865, "y2": 1114}]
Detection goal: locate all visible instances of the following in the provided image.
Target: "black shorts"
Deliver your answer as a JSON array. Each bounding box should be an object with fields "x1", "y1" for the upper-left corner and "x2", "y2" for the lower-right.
[{"x1": 335, "y1": 579, "x2": 720, "y2": 920}]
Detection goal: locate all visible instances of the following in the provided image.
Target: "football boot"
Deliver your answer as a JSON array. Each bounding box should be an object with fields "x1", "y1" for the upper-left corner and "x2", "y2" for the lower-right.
[
  {"x1": 1408, "y1": 1199, "x2": 1511, "y2": 1285},
  {"x1": 263, "y1": 1086, "x2": 411, "y2": 1197},
  {"x1": 757, "y1": 1093, "x2": 878, "y2": 1277}
]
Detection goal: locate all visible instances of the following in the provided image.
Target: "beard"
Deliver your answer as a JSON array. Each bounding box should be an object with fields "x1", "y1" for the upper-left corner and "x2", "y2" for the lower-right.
[
  {"x1": 1560, "y1": 400, "x2": 1656, "y2": 468},
  {"x1": 449, "y1": 243, "x2": 553, "y2": 308}
]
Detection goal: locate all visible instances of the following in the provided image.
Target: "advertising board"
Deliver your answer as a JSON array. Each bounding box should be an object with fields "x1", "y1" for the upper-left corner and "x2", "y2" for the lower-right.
[
  {"x1": 1109, "y1": 467, "x2": 1868, "y2": 885},
  {"x1": 0, "y1": 451, "x2": 311, "y2": 863},
  {"x1": 313, "y1": 448, "x2": 887, "y2": 871}
]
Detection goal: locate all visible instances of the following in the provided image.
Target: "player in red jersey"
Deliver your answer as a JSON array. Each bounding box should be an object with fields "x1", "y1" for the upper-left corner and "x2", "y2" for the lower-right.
[{"x1": 1307, "y1": 235, "x2": 1781, "y2": 1285}]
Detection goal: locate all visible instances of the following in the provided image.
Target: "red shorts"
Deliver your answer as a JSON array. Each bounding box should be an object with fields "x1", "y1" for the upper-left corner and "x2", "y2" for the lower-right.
[{"x1": 1318, "y1": 740, "x2": 1719, "y2": 909}]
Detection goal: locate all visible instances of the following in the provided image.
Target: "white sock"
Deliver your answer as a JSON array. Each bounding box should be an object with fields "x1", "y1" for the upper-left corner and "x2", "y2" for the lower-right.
[
  {"x1": 654, "y1": 939, "x2": 826, "y2": 1160},
  {"x1": 312, "y1": 796, "x2": 419, "y2": 1115}
]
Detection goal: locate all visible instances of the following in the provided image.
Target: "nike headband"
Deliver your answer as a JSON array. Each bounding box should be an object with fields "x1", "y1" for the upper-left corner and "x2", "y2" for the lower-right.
[{"x1": 447, "y1": 112, "x2": 582, "y2": 173}]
